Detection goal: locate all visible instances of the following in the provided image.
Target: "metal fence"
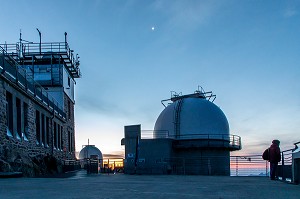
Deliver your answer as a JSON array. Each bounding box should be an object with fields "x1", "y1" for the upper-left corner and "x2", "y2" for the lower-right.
[
  {"x1": 230, "y1": 155, "x2": 268, "y2": 176},
  {"x1": 231, "y1": 149, "x2": 293, "y2": 181},
  {"x1": 0, "y1": 42, "x2": 81, "y2": 78},
  {"x1": 278, "y1": 149, "x2": 293, "y2": 181},
  {"x1": 62, "y1": 160, "x2": 81, "y2": 173},
  {"x1": 140, "y1": 130, "x2": 241, "y2": 150}
]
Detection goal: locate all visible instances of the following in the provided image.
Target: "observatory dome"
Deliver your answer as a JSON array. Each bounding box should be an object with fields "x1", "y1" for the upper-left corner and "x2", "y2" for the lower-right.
[
  {"x1": 79, "y1": 145, "x2": 103, "y2": 160},
  {"x1": 154, "y1": 96, "x2": 229, "y2": 139}
]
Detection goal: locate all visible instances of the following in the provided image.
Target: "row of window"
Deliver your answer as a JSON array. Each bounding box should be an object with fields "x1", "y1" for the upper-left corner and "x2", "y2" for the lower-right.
[
  {"x1": 5, "y1": 91, "x2": 74, "y2": 152},
  {"x1": 35, "y1": 110, "x2": 50, "y2": 147},
  {"x1": 6, "y1": 91, "x2": 29, "y2": 140}
]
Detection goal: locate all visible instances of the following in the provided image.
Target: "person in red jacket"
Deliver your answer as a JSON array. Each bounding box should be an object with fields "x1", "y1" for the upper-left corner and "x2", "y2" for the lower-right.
[{"x1": 269, "y1": 139, "x2": 281, "y2": 180}]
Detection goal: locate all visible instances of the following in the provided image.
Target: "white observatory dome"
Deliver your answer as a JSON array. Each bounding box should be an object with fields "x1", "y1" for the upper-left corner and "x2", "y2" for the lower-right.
[
  {"x1": 79, "y1": 145, "x2": 103, "y2": 160},
  {"x1": 154, "y1": 96, "x2": 229, "y2": 139}
]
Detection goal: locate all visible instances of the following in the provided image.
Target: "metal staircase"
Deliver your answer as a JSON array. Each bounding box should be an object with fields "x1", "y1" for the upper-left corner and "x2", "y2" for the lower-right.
[{"x1": 174, "y1": 99, "x2": 184, "y2": 139}]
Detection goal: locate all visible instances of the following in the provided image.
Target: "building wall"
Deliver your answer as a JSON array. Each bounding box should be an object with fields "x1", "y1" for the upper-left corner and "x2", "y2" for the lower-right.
[
  {"x1": 123, "y1": 125, "x2": 141, "y2": 174},
  {"x1": 123, "y1": 125, "x2": 231, "y2": 175},
  {"x1": 137, "y1": 139, "x2": 173, "y2": 174},
  {"x1": 0, "y1": 77, "x2": 75, "y2": 165},
  {"x1": 63, "y1": 93, "x2": 76, "y2": 159},
  {"x1": 63, "y1": 67, "x2": 75, "y2": 103},
  {"x1": 174, "y1": 148, "x2": 230, "y2": 175}
]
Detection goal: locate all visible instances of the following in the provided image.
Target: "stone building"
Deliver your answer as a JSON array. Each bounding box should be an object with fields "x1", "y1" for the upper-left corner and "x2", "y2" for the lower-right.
[{"x1": 0, "y1": 36, "x2": 81, "y2": 175}]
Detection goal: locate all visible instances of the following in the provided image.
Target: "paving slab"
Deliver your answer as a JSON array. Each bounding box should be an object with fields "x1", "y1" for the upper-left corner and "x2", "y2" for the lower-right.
[{"x1": 0, "y1": 171, "x2": 299, "y2": 199}]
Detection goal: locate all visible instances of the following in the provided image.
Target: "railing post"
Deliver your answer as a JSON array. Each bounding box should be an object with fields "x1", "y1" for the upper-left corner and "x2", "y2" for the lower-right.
[
  {"x1": 1, "y1": 49, "x2": 5, "y2": 73},
  {"x1": 281, "y1": 152, "x2": 285, "y2": 181}
]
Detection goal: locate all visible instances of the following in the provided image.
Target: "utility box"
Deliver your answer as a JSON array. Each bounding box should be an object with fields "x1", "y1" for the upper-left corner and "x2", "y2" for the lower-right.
[{"x1": 86, "y1": 159, "x2": 99, "y2": 174}]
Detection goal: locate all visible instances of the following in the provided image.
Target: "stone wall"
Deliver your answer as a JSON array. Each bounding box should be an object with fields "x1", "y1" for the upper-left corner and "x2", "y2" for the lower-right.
[{"x1": 0, "y1": 77, "x2": 76, "y2": 176}]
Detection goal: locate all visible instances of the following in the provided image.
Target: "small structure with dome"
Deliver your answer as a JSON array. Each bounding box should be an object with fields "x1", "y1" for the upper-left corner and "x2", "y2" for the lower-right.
[
  {"x1": 79, "y1": 144, "x2": 103, "y2": 172},
  {"x1": 122, "y1": 87, "x2": 241, "y2": 175},
  {"x1": 79, "y1": 145, "x2": 103, "y2": 160}
]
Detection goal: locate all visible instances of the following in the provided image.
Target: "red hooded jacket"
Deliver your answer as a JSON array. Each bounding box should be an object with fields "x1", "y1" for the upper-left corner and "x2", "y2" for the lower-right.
[{"x1": 269, "y1": 143, "x2": 281, "y2": 163}]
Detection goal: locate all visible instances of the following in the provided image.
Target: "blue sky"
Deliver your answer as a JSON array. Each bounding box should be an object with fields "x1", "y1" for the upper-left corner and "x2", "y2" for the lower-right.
[{"x1": 1, "y1": 0, "x2": 300, "y2": 156}]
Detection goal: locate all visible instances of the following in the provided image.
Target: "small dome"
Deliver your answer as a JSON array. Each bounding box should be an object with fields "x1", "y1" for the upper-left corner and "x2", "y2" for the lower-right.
[
  {"x1": 79, "y1": 145, "x2": 103, "y2": 160},
  {"x1": 154, "y1": 97, "x2": 229, "y2": 139}
]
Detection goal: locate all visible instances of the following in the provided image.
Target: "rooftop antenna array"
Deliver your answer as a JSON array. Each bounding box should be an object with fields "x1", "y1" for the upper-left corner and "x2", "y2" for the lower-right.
[{"x1": 161, "y1": 86, "x2": 217, "y2": 107}]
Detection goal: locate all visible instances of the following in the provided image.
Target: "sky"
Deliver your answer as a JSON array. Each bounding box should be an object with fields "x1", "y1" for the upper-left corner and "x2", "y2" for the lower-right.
[{"x1": 0, "y1": 0, "x2": 300, "y2": 157}]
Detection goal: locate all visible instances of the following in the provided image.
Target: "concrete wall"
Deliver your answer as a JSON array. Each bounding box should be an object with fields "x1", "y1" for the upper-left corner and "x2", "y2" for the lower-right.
[
  {"x1": 123, "y1": 125, "x2": 231, "y2": 175},
  {"x1": 174, "y1": 148, "x2": 230, "y2": 175},
  {"x1": 124, "y1": 125, "x2": 141, "y2": 174},
  {"x1": 136, "y1": 139, "x2": 173, "y2": 174}
]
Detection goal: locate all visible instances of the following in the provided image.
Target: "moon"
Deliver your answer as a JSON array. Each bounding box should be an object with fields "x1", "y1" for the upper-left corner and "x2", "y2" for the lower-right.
[{"x1": 151, "y1": 27, "x2": 155, "y2": 31}]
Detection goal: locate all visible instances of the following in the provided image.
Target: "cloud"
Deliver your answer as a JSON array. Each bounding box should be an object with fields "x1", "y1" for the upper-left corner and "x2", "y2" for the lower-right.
[
  {"x1": 103, "y1": 152, "x2": 124, "y2": 159},
  {"x1": 152, "y1": 0, "x2": 223, "y2": 30},
  {"x1": 283, "y1": 1, "x2": 300, "y2": 18},
  {"x1": 77, "y1": 95, "x2": 130, "y2": 117},
  {"x1": 283, "y1": 8, "x2": 297, "y2": 18}
]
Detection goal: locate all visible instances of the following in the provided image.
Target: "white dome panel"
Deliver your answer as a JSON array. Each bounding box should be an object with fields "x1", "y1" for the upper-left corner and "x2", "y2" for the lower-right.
[
  {"x1": 79, "y1": 145, "x2": 103, "y2": 160},
  {"x1": 154, "y1": 97, "x2": 229, "y2": 139}
]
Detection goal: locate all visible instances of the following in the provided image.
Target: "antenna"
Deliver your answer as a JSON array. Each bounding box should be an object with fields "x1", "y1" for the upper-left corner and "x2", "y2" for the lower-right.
[
  {"x1": 19, "y1": 29, "x2": 22, "y2": 44},
  {"x1": 64, "y1": 32, "x2": 67, "y2": 43},
  {"x1": 64, "y1": 32, "x2": 68, "y2": 50},
  {"x1": 19, "y1": 29, "x2": 22, "y2": 58},
  {"x1": 36, "y1": 28, "x2": 41, "y2": 54}
]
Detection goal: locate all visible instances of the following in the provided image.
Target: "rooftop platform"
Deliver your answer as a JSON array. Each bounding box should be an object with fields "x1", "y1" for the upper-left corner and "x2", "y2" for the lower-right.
[
  {"x1": 0, "y1": 42, "x2": 81, "y2": 78},
  {"x1": 0, "y1": 171, "x2": 299, "y2": 198}
]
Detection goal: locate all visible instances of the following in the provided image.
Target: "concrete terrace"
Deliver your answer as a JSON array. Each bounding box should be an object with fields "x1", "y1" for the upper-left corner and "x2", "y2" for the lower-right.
[{"x1": 0, "y1": 171, "x2": 299, "y2": 199}]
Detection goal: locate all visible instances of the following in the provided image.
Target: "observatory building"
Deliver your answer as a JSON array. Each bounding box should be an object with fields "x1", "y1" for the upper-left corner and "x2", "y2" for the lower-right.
[
  {"x1": 79, "y1": 145, "x2": 103, "y2": 160},
  {"x1": 0, "y1": 33, "x2": 81, "y2": 175},
  {"x1": 79, "y1": 145, "x2": 103, "y2": 172},
  {"x1": 122, "y1": 88, "x2": 241, "y2": 175}
]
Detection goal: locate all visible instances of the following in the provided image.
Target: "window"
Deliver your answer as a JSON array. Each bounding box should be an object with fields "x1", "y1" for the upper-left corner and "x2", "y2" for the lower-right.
[
  {"x1": 68, "y1": 76, "x2": 70, "y2": 87},
  {"x1": 16, "y1": 98, "x2": 21, "y2": 139},
  {"x1": 41, "y1": 114, "x2": 45, "y2": 147},
  {"x1": 57, "y1": 124, "x2": 61, "y2": 150},
  {"x1": 61, "y1": 126, "x2": 63, "y2": 151},
  {"x1": 71, "y1": 132, "x2": 74, "y2": 152},
  {"x1": 68, "y1": 131, "x2": 71, "y2": 152},
  {"x1": 46, "y1": 117, "x2": 49, "y2": 147},
  {"x1": 68, "y1": 100, "x2": 70, "y2": 119},
  {"x1": 23, "y1": 102, "x2": 28, "y2": 141},
  {"x1": 54, "y1": 121, "x2": 57, "y2": 149},
  {"x1": 36, "y1": 110, "x2": 40, "y2": 145},
  {"x1": 6, "y1": 91, "x2": 13, "y2": 137}
]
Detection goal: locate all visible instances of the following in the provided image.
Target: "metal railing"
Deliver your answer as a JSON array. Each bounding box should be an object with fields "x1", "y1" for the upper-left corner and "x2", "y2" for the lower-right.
[
  {"x1": 230, "y1": 155, "x2": 268, "y2": 176},
  {"x1": 62, "y1": 160, "x2": 81, "y2": 173},
  {"x1": 141, "y1": 130, "x2": 169, "y2": 139},
  {"x1": 140, "y1": 130, "x2": 241, "y2": 150},
  {"x1": 124, "y1": 153, "x2": 292, "y2": 178},
  {"x1": 0, "y1": 46, "x2": 66, "y2": 119},
  {"x1": 0, "y1": 42, "x2": 81, "y2": 78},
  {"x1": 278, "y1": 149, "x2": 293, "y2": 181},
  {"x1": 231, "y1": 148, "x2": 294, "y2": 181}
]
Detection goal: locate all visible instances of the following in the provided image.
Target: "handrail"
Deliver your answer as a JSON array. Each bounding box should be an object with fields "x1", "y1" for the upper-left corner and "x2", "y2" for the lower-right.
[
  {"x1": 0, "y1": 47, "x2": 66, "y2": 119},
  {"x1": 0, "y1": 42, "x2": 81, "y2": 78},
  {"x1": 231, "y1": 146, "x2": 294, "y2": 179},
  {"x1": 140, "y1": 130, "x2": 241, "y2": 149}
]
